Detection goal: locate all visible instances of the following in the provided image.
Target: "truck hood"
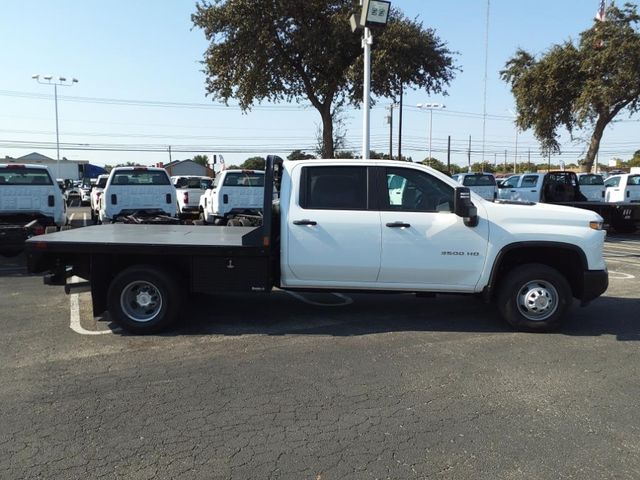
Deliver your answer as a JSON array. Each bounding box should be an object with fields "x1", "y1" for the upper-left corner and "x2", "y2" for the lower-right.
[{"x1": 485, "y1": 199, "x2": 602, "y2": 227}]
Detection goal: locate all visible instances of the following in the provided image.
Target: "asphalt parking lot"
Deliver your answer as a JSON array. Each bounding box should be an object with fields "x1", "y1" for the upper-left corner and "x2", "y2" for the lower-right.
[{"x1": 1, "y1": 211, "x2": 639, "y2": 479}]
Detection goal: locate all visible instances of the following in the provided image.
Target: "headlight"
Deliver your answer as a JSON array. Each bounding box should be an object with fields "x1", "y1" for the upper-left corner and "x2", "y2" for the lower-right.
[{"x1": 589, "y1": 221, "x2": 604, "y2": 230}]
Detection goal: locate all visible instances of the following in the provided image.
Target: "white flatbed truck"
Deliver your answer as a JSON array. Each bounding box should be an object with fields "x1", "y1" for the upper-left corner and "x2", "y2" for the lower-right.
[{"x1": 26, "y1": 156, "x2": 608, "y2": 334}]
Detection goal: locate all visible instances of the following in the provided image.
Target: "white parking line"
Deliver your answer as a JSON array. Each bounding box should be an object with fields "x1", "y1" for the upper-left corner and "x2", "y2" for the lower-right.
[
  {"x1": 285, "y1": 291, "x2": 353, "y2": 307},
  {"x1": 69, "y1": 213, "x2": 76, "y2": 222},
  {"x1": 69, "y1": 277, "x2": 119, "y2": 335},
  {"x1": 608, "y1": 271, "x2": 636, "y2": 280},
  {"x1": 83, "y1": 212, "x2": 87, "y2": 227}
]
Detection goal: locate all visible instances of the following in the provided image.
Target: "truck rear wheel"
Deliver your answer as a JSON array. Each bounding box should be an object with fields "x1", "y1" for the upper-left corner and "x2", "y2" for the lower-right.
[
  {"x1": 107, "y1": 266, "x2": 181, "y2": 334},
  {"x1": 497, "y1": 264, "x2": 572, "y2": 332}
]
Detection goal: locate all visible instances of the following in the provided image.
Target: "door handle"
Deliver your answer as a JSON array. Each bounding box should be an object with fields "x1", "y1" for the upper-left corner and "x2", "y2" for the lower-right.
[
  {"x1": 530, "y1": 190, "x2": 536, "y2": 192},
  {"x1": 386, "y1": 222, "x2": 411, "y2": 228},
  {"x1": 510, "y1": 190, "x2": 516, "y2": 192},
  {"x1": 293, "y1": 219, "x2": 317, "y2": 226}
]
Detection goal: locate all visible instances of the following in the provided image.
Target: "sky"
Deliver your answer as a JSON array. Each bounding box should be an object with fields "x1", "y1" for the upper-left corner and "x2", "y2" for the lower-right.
[{"x1": 0, "y1": 0, "x2": 637, "y2": 170}]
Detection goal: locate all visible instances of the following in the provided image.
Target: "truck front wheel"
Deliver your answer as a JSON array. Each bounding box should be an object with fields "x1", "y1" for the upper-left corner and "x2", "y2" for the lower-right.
[
  {"x1": 107, "y1": 266, "x2": 181, "y2": 334},
  {"x1": 497, "y1": 264, "x2": 572, "y2": 332}
]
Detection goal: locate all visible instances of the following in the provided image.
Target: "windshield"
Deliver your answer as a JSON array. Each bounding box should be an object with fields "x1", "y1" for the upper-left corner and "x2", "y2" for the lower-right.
[
  {"x1": 222, "y1": 172, "x2": 264, "y2": 187},
  {"x1": 111, "y1": 170, "x2": 170, "y2": 186},
  {"x1": 578, "y1": 174, "x2": 604, "y2": 186},
  {"x1": 0, "y1": 167, "x2": 53, "y2": 185}
]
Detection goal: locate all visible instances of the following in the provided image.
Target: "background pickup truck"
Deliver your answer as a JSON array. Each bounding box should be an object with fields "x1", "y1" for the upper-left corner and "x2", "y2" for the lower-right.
[
  {"x1": 604, "y1": 173, "x2": 640, "y2": 203},
  {"x1": 198, "y1": 169, "x2": 264, "y2": 225},
  {"x1": 27, "y1": 156, "x2": 608, "y2": 335},
  {"x1": 171, "y1": 175, "x2": 212, "y2": 218},
  {"x1": 498, "y1": 171, "x2": 640, "y2": 233},
  {"x1": 1, "y1": 163, "x2": 66, "y2": 256},
  {"x1": 98, "y1": 166, "x2": 177, "y2": 224}
]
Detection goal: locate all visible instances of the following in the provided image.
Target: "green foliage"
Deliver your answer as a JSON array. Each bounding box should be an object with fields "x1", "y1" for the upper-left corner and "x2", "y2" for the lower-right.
[
  {"x1": 287, "y1": 150, "x2": 316, "y2": 161},
  {"x1": 501, "y1": 3, "x2": 640, "y2": 172},
  {"x1": 192, "y1": 154, "x2": 209, "y2": 167},
  {"x1": 240, "y1": 156, "x2": 266, "y2": 170},
  {"x1": 192, "y1": 1, "x2": 456, "y2": 157}
]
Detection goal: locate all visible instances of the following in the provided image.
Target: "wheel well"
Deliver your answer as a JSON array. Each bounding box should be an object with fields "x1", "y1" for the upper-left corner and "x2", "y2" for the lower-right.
[
  {"x1": 490, "y1": 246, "x2": 585, "y2": 300},
  {"x1": 90, "y1": 255, "x2": 190, "y2": 316}
]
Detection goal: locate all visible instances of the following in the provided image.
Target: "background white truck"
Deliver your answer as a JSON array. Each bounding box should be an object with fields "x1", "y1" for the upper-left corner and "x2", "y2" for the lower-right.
[
  {"x1": 497, "y1": 171, "x2": 640, "y2": 232},
  {"x1": 90, "y1": 174, "x2": 109, "y2": 224},
  {"x1": 0, "y1": 164, "x2": 66, "y2": 256},
  {"x1": 198, "y1": 169, "x2": 264, "y2": 225},
  {"x1": 27, "y1": 156, "x2": 608, "y2": 335},
  {"x1": 171, "y1": 175, "x2": 212, "y2": 218},
  {"x1": 451, "y1": 172, "x2": 497, "y2": 201},
  {"x1": 98, "y1": 166, "x2": 177, "y2": 224},
  {"x1": 604, "y1": 173, "x2": 640, "y2": 203}
]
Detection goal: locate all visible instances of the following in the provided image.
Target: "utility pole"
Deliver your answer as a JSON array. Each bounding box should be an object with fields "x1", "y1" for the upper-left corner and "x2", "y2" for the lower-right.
[
  {"x1": 504, "y1": 149, "x2": 507, "y2": 172},
  {"x1": 467, "y1": 135, "x2": 472, "y2": 172},
  {"x1": 386, "y1": 103, "x2": 398, "y2": 159},
  {"x1": 168, "y1": 145, "x2": 172, "y2": 163},
  {"x1": 447, "y1": 136, "x2": 451, "y2": 174}
]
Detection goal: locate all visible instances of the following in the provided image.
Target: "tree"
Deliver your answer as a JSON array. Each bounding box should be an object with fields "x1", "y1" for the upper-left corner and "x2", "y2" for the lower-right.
[
  {"x1": 240, "y1": 156, "x2": 266, "y2": 170},
  {"x1": 501, "y1": 4, "x2": 640, "y2": 172},
  {"x1": 287, "y1": 150, "x2": 316, "y2": 161},
  {"x1": 192, "y1": 1, "x2": 456, "y2": 157},
  {"x1": 192, "y1": 154, "x2": 209, "y2": 167}
]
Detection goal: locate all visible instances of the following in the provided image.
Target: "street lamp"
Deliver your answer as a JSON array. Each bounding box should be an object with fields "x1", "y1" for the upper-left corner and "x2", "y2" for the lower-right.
[
  {"x1": 32, "y1": 74, "x2": 79, "y2": 179},
  {"x1": 417, "y1": 103, "x2": 446, "y2": 165},
  {"x1": 350, "y1": 0, "x2": 391, "y2": 160}
]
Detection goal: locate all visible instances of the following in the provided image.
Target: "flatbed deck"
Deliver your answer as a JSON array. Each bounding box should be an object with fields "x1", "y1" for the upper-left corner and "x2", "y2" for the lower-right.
[{"x1": 26, "y1": 224, "x2": 266, "y2": 256}]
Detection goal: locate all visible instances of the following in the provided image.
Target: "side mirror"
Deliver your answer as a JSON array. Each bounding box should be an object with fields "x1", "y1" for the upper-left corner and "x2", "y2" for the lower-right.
[{"x1": 454, "y1": 187, "x2": 479, "y2": 227}]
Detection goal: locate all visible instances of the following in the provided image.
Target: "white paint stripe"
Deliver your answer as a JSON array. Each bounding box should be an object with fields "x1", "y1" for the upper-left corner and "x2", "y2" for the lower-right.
[
  {"x1": 608, "y1": 271, "x2": 636, "y2": 280},
  {"x1": 285, "y1": 291, "x2": 353, "y2": 307},
  {"x1": 69, "y1": 276, "x2": 118, "y2": 335},
  {"x1": 69, "y1": 213, "x2": 76, "y2": 222},
  {"x1": 82, "y1": 212, "x2": 87, "y2": 227}
]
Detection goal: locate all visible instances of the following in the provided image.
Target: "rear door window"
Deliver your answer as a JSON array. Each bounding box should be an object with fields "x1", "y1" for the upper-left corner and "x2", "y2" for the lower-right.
[
  {"x1": 520, "y1": 175, "x2": 540, "y2": 188},
  {"x1": 462, "y1": 174, "x2": 496, "y2": 187},
  {"x1": 0, "y1": 167, "x2": 53, "y2": 185},
  {"x1": 628, "y1": 175, "x2": 640, "y2": 186},
  {"x1": 578, "y1": 174, "x2": 604, "y2": 186},
  {"x1": 222, "y1": 172, "x2": 264, "y2": 187},
  {"x1": 112, "y1": 171, "x2": 170, "y2": 185},
  {"x1": 300, "y1": 166, "x2": 368, "y2": 210}
]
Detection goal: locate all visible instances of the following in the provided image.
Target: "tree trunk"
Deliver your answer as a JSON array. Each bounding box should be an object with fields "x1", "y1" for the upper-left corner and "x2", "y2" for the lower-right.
[
  {"x1": 582, "y1": 114, "x2": 609, "y2": 173},
  {"x1": 320, "y1": 106, "x2": 334, "y2": 158}
]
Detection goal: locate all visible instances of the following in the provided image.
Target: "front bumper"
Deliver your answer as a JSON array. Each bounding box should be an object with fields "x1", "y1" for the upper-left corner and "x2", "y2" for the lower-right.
[{"x1": 581, "y1": 269, "x2": 608, "y2": 305}]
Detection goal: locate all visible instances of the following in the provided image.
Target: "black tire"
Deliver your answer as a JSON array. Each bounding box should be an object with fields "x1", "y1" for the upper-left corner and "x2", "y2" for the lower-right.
[
  {"x1": 198, "y1": 209, "x2": 208, "y2": 224},
  {"x1": 91, "y1": 209, "x2": 97, "y2": 225},
  {"x1": 497, "y1": 263, "x2": 572, "y2": 332},
  {"x1": 107, "y1": 266, "x2": 182, "y2": 334},
  {"x1": 214, "y1": 217, "x2": 226, "y2": 226},
  {"x1": 227, "y1": 218, "x2": 242, "y2": 226},
  {"x1": 44, "y1": 226, "x2": 58, "y2": 235}
]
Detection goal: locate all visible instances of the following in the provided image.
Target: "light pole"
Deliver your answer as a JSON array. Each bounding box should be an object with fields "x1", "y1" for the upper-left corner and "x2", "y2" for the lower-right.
[
  {"x1": 350, "y1": 0, "x2": 391, "y2": 160},
  {"x1": 417, "y1": 103, "x2": 446, "y2": 165},
  {"x1": 32, "y1": 74, "x2": 78, "y2": 179}
]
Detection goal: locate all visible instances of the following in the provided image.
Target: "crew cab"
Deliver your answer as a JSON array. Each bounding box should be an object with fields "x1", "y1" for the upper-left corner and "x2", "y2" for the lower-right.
[
  {"x1": 199, "y1": 169, "x2": 264, "y2": 225},
  {"x1": 90, "y1": 174, "x2": 109, "y2": 224},
  {"x1": 171, "y1": 175, "x2": 212, "y2": 218},
  {"x1": 497, "y1": 171, "x2": 640, "y2": 232},
  {"x1": 451, "y1": 172, "x2": 497, "y2": 201},
  {"x1": 604, "y1": 173, "x2": 640, "y2": 203},
  {"x1": 0, "y1": 164, "x2": 66, "y2": 256},
  {"x1": 26, "y1": 156, "x2": 609, "y2": 335},
  {"x1": 98, "y1": 166, "x2": 176, "y2": 223}
]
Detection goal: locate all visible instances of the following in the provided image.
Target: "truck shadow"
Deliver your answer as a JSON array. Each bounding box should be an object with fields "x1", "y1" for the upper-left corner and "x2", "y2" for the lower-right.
[{"x1": 158, "y1": 291, "x2": 640, "y2": 342}]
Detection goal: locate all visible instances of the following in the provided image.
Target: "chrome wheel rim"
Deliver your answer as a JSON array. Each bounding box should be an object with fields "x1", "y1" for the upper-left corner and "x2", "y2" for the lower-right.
[
  {"x1": 120, "y1": 281, "x2": 162, "y2": 323},
  {"x1": 516, "y1": 279, "x2": 558, "y2": 322}
]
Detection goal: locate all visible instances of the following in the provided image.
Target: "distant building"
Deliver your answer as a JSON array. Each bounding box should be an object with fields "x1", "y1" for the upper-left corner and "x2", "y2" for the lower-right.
[
  {"x1": 162, "y1": 159, "x2": 213, "y2": 177},
  {"x1": 8, "y1": 152, "x2": 88, "y2": 180}
]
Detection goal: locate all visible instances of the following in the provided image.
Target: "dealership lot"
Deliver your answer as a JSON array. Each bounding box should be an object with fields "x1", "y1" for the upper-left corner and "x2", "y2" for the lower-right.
[{"x1": 1, "y1": 224, "x2": 639, "y2": 479}]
